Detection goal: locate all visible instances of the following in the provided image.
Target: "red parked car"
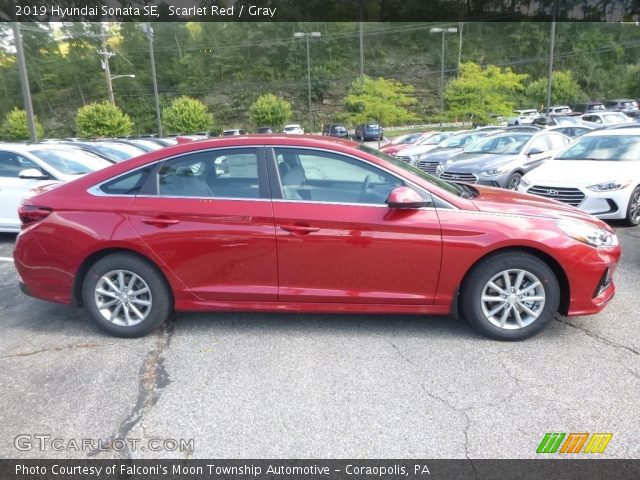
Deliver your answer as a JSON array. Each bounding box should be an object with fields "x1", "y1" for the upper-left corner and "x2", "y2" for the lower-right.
[
  {"x1": 14, "y1": 135, "x2": 620, "y2": 340},
  {"x1": 380, "y1": 131, "x2": 434, "y2": 156}
]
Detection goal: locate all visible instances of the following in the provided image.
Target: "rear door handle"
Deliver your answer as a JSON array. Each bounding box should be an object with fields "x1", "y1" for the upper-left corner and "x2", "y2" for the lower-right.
[
  {"x1": 280, "y1": 224, "x2": 320, "y2": 235},
  {"x1": 142, "y1": 217, "x2": 180, "y2": 228}
]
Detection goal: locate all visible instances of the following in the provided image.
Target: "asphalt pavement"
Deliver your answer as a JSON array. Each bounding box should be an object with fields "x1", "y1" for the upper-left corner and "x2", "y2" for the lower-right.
[{"x1": 0, "y1": 226, "x2": 638, "y2": 459}]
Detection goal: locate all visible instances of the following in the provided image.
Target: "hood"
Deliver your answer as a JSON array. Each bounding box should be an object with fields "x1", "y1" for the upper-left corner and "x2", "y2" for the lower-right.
[
  {"x1": 381, "y1": 144, "x2": 405, "y2": 155},
  {"x1": 471, "y1": 185, "x2": 608, "y2": 228},
  {"x1": 422, "y1": 147, "x2": 464, "y2": 162},
  {"x1": 524, "y1": 159, "x2": 640, "y2": 186},
  {"x1": 397, "y1": 143, "x2": 439, "y2": 157},
  {"x1": 444, "y1": 152, "x2": 518, "y2": 171}
]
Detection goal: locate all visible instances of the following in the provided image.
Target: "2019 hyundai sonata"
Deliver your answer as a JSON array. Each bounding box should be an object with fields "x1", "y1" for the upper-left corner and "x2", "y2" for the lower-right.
[{"x1": 14, "y1": 136, "x2": 620, "y2": 340}]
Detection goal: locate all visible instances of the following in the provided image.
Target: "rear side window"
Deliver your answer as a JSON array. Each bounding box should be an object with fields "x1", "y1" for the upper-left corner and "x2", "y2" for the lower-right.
[
  {"x1": 0, "y1": 151, "x2": 41, "y2": 178},
  {"x1": 100, "y1": 166, "x2": 152, "y2": 195}
]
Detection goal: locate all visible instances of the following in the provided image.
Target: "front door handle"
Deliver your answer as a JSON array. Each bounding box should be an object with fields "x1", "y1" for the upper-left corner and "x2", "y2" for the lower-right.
[
  {"x1": 280, "y1": 224, "x2": 320, "y2": 235},
  {"x1": 142, "y1": 217, "x2": 180, "y2": 228}
]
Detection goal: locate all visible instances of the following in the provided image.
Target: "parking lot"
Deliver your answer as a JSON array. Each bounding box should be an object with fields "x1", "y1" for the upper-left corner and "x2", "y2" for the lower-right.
[{"x1": 0, "y1": 225, "x2": 638, "y2": 459}]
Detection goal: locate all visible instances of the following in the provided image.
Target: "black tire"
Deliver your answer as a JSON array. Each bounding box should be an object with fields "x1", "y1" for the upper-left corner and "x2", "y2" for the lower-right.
[
  {"x1": 624, "y1": 186, "x2": 640, "y2": 226},
  {"x1": 82, "y1": 253, "x2": 173, "y2": 338},
  {"x1": 506, "y1": 172, "x2": 522, "y2": 190},
  {"x1": 460, "y1": 252, "x2": 560, "y2": 341}
]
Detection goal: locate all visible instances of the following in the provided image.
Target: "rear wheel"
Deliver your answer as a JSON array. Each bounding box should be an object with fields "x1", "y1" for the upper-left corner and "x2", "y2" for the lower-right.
[
  {"x1": 82, "y1": 253, "x2": 172, "y2": 337},
  {"x1": 461, "y1": 252, "x2": 560, "y2": 341},
  {"x1": 625, "y1": 186, "x2": 640, "y2": 226}
]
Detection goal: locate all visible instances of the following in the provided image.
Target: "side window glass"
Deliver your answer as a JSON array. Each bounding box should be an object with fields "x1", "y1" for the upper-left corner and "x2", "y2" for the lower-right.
[
  {"x1": 548, "y1": 133, "x2": 568, "y2": 149},
  {"x1": 529, "y1": 136, "x2": 549, "y2": 152},
  {"x1": 100, "y1": 166, "x2": 152, "y2": 195},
  {"x1": 0, "y1": 152, "x2": 40, "y2": 178},
  {"x1": 157, "y1": 148, "x2": 260, "y2": 199},
  {"x1": 275, "y1": 148, "x2": 404, "y2": 205}
]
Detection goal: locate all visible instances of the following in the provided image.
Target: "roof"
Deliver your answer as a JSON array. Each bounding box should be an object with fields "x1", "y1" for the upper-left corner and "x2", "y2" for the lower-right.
[{"x1": 582, "y1": 126, "x2": 640, "y2": 136}]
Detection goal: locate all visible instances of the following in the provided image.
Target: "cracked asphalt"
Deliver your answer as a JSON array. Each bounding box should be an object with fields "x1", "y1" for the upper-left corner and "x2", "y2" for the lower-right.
[{"x1": 0, "y1": 226, "x2": 638, "y2": 460}]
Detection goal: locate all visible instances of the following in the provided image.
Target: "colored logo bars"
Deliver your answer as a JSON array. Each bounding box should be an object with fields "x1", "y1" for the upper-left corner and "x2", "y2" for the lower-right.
[{"x1": 537, "y1": 433, "x2": 613, "y2": 454}]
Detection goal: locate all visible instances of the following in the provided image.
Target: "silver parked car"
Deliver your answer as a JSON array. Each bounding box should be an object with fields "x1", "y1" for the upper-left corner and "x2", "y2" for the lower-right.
[
  {"x1": 415, "y1": 130, "x2": 498, "y2": 174},
  {"x1": 436, "y1": 131, "x2": 571, "y2": 190}
]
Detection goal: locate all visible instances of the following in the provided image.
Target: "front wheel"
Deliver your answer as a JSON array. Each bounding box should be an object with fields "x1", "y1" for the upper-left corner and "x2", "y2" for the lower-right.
[
  {"x1": 82, "y1": 253, "x2": 173, "y2": 337},
  {"x1": 625, "y1": 186, "x2": 640, "y2": 226},
  {"x1": 460, "y1": 252, "x2": 560, "y2": 341},
  {"x1": 506, "y1": 172, "x2": 522, "y2": 190}
]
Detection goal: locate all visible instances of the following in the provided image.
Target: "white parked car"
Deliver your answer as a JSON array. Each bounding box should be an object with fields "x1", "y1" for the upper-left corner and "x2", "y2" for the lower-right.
[
  {"x1": 283, "y1": 124, "x2": 304, "y2": 135},
  {"x1": 395, "y1": 132, "x2": 453, "y2": 165},
  {"x1": 0, "y1": 144, "x2": 113, "y2": 232},
  {"x1": 518, "y1": 127, "x2": 640, "y2": 225},
  {"x1": 508, "y1": 109, "x2": 540, "y2": 125},
  {"x1": 581, "y1": 112, "x2": 635, "y2": 128}
]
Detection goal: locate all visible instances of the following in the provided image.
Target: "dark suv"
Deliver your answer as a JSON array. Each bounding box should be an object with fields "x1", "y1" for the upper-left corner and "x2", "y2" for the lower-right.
[
  {"x1": 605, "y1": 99, "x2": 639, "y2": 113},
  {"x1": 355, "y1": 123, "x2": 383, "y2": 141},
  {"x1": 571, "y1": 102, "x2": 606, "y2": 114},
  {"x1": 322, "y1": 123, "x2": 349, "y2": 139}
]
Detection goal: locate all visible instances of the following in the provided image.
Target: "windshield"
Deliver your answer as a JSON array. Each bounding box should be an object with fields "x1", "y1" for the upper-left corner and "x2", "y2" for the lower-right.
[
  {"x1": 419, "y1": 132, "x2": 449, "y2": 145},
  {"x1": 90, "y1": 142, "x2": 144, "y2": 161},
  {"x1": 603, "y1": 113, "x2": 630, "y2": 124},
  {"x1": 554, "y1": 116, "x2": 581, "y2": 126},
  {"x1": 357, "y1": 143, "x2": 468, "y2": 198},
  {"x1": 129, "y1": 139, "x2": 163, "y2": 150},
  {"x1": 556, "y1": 134, "x2": 640, "y2": 161},
  {"x1": 31, "y1": 148, "x2": 112, "y2": 175},
  {"x1": 464, "y1": 133, "x2": 531, "y2": 154},
  {"x1": 440, "y1": 132, "x2": 484, "y2": 148},
  {"x1": 390, "y1": 132, "x2": 423, "y2": 145}
]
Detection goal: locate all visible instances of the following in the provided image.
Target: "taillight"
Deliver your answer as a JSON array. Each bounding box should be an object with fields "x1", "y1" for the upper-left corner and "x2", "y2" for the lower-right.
[{"x1": 18, "y1": 205, "x2": 52, "y2": 229}]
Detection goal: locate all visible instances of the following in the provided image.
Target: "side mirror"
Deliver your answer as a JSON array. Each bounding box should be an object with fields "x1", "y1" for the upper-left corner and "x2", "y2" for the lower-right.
[
  {"x1": 386, "y1": 187, "x2": 426, "y2": 209},
  {"x1": 527, "y1": 147, "x2": 544, "y2": 156},
  {"x1": 19, "y1": 168, "x2": 49, "y2": 180}
]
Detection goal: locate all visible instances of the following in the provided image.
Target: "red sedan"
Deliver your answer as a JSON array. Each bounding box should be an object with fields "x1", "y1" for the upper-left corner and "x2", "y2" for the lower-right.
[{"x1": 14, "y1": 135, "x2": 620, "y2": 340}]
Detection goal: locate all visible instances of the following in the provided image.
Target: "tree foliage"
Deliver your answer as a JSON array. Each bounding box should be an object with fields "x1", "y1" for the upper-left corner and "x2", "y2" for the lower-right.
[
  {"x1": 163, "y1": 96, "x2": 214, "y2": 134},
  {"x1": 0, "y1": 108, "x2": 44, "y2": 141},
  {"x1": 343, "y1": 76, "x2": 418, "y2": 126},
  {"x1": 75, "y1": 102, "x2": 134, "y2": 138},
  {"x1": 249, "y1": 94, "x2": 292, "y2": 128},
  {"x1": 445, "y1": 62, "x2": 528, "y2": 123},
  {"x1": 523, "y1": 71, "x2": 586, "y2": 108}
]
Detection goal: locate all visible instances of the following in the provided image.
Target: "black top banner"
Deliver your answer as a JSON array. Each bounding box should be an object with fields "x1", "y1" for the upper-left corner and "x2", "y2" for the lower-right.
[{"x1": 1, "y1": 0, "x2": 640, "y2": 22}]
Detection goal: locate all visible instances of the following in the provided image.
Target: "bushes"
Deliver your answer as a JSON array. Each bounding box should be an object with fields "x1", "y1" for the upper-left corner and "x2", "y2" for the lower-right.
[
  {"x1": 0, "y1": 108, "x2": 44, "y2": 141},
  {"x1": 163, "y1": 97, "x2": 214, "y2": 134},
  {"x1": 249, "y1": 94, "x2": 292, "y2": 128},
  {"x1": 75, "y1": 102, "x2": 134, "y2": 138}
]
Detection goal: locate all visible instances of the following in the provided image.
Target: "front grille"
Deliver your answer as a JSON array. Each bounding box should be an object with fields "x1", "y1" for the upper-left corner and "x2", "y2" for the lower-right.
[
  {"x1": 396, "y1": 156, "x2": 412, "y2": 164},
  {"x1": 440, "y1": 171, "x2": 477, "y2": 183},
  {"x1": 416, "y1": 160, "x2": 439, "y2": 174},
  {"x1": 528, "y1": 185, "x2": 585, "y2": 206}
]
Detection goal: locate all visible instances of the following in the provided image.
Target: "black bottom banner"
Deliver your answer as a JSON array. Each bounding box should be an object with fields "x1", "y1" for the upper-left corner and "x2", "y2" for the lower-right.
[{"x1": 2, "y1": 459, "x2": 639, "y2": 480}]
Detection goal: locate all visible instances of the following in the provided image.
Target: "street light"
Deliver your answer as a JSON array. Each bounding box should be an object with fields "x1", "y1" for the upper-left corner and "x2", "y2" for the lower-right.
[
  {"x1": 430, "y1": 27, "x2": 458, "y2": 112},
  {"x1": 294, "y1": 31, "x2": 321, "y2": 130},
  {"x1": 110, "y1": 74, "x2": 135, "y2": 80}
]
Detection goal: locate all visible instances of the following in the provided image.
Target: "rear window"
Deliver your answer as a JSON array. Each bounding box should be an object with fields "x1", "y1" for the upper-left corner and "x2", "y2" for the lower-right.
[{"x1": 100, "y1": 167, "x2": 152, "y2": 195}]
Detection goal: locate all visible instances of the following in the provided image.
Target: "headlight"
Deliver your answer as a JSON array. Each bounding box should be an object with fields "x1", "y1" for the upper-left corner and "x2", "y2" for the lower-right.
[
  {"x1": 556, "y1": 220, "x2": 618, "y2": 248},
  {"x1": 410, "y1": 154, "x2": 420, "y2": 161},
  {"x1": 478, "y1": 167, "x2": 506, "y2": 177},
  {"x1": 520, "y1": 176, "x2": 531, "y2": 187},
  {"x1": 587, "y1": 180, "x2": 631, "y2": 192}
]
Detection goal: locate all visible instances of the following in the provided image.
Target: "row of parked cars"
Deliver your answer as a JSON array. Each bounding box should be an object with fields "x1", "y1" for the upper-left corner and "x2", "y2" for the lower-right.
[
  {"x1": 382, "y1": 123, "x2": 640, "y2": 226},
  {"x1": 509, "y1": 99, "x2": 639, "y2": 126}
]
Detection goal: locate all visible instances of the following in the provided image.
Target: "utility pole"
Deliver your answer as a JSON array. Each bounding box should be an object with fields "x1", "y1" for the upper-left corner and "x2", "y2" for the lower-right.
[
  {"x1": 430, "y1": 27, "x2": 458, "y2": 112},
  {"x1": 99, "y1": 23, "x2": 115, "y2": 104},
  {"x1": 294, "y1": 32, "x2": 321, "y2": 131},
  {"x1": 545, "y1": 0, "x2": 558, "y2": 115},
  {"x1": 12, "y1": 22, "x2": 37, "y2": 142},
  {"x1": 144, "y1": 22, "x2": 163, "y2": 136}
]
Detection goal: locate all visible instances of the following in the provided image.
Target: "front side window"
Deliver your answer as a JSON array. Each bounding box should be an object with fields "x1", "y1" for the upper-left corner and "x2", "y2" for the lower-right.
[
  {"x1": 275, "y1": 147, "x2": 404, "y2": 205},
  {"x1": 157, "y1": 148, "x2": 260, "y2": 198},
  {"x1": 0, "y1": 152, "x2": 42, "y2": 178},
  {"x1": 465, "y1": 134, "x2": 531, "y2": 155}
]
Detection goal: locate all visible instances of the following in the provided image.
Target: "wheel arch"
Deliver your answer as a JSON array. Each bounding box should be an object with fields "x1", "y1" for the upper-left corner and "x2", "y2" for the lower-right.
[
  {"x1": 458, "y1": 246, "x2": 570, "y2": 316},
  {"x1": 73, "y1": 248, "x2": 174, "y2": 307}
]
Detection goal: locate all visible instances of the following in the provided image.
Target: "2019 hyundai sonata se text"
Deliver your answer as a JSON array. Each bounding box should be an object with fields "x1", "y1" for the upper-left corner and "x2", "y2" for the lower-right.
[{"x1": 14, "y1": 136, "x2": 620, "y2": 340}]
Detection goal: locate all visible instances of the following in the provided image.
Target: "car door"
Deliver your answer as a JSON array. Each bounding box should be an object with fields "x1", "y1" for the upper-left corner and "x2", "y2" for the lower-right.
[
  {"x1": 269, "y1": 146, "x2": 442, "y2": 305},
  {"x1": 0, "y1": 151, "x2": 52, "y2": 231},
  {"x1": 521, "y1": 134, "x2": 552, "y2": 172},
  {"x1": 126, "y1": 147, "x2": 278, "y2": 302}
]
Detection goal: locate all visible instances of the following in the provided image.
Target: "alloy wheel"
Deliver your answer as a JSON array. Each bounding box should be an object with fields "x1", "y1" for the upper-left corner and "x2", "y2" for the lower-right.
[{"x1": 94, "y1": 270, "x2": 153, "y2": 327}]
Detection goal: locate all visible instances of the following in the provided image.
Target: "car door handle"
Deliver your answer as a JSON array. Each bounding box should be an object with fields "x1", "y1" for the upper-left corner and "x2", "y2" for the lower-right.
[
  {"x1": 279, "y1": 224, "x2": 320, "y2": 235},
  {"x1": 142, "y1": 217, "x2": 180, "y2": 228}
]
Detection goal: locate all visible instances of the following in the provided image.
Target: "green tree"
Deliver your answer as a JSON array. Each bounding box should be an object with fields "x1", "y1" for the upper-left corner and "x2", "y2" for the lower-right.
[
  {"x1": 163, "y1": 96, "x2": 213, "y2": 134},
  {"x1": 0, "y1": 108, "x2": 45, "y2": 141},
  {"x1": 445, "y1": 62, "x2": 528, "y2": 124},
  {"x1": 249, "y1": 94, "x2": 292, "y2": 128},
  {"x1": 523, "y1": 71, "x2": 586, "y2": 108},
  {"x1": 343, "y1": 76, "x2": 418, "y2": 126},
  {"x1": 75, "y1": 102, "x2": 134, "y2": 138}
]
